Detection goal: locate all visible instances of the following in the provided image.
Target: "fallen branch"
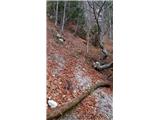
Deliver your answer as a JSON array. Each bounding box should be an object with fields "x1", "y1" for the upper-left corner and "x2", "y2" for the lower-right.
[
  {"x1": 93, "y1": 61, "x2": 113, "y2": 71},
  {"x1": 47, "y1": 80, "x2": 112, "y2": 120}
]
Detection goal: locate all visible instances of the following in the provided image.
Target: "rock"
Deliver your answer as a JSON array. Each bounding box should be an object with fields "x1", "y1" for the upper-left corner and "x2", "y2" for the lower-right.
[
  {"x1": 62, "y1": 95, "x2": 65, "y2": 98},
  {"x1": 47, "y1": 97, "x2": 58, "y2": 109},
  {"x1": 59, "y1": 38, "x2": 64, "y2": 43},
  {"x1": 56, "y1": 33, "x2": 61, "y2": 38}
]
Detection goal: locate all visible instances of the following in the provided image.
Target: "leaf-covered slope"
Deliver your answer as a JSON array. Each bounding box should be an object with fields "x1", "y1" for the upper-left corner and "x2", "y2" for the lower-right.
[{"x1": 47, "y1": 18, "x2": 113, "y2": 120}]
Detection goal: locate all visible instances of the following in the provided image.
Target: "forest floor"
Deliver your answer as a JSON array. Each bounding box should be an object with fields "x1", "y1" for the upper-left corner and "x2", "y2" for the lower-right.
[{"x1": 47, "y1": 18, "x2": 113, "y2": 120}]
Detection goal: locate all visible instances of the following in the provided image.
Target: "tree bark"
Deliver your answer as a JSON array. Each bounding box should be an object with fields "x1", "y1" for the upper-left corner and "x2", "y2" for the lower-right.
[
  {"x1": 91, "y1": 1, "x2": 109, "y2": 59},
  {"x1": 55, "y1": 1, "x2": 59, "y2": 26},
  {"x1": 61, "y1": 1, "x2": 67, "y2": 33},
  {"x1": 83, "y1": 1, "x2": 92, "y2": 55},
  {"x1": 74, "y1": 14, "x2": 79, "y2": 35},
  {"x1": 86, "y1": 27, "x2": 91, "y2": 54},
  {"x1": 47, "y1": 80, "x2": 112, "y2": 120}
]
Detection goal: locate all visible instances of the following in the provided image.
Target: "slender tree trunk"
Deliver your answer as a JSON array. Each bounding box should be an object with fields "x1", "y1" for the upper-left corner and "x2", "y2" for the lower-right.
[
  {"x1": 55, "y1": 1, "x2": 59, "y2": 26},
  {"x1": 74, "y1": 1, "x2": 80, "y2": 35},
  {"x1": 74, "y1": 15, "x2": 79, "y2": 35},
  {"x1": 84, "y1": 1, "x2": 92, "y2": 54},
  {"x1": 61, "y1": 1, "x2": 67, "y2": 33},
  {"x1": 86, "y1": 27, "x2": 91, "y2": 54},
  {"x1": 92, "y1": 1, "x2": 108, "y2": 59},
  {"x1": 110, "y1": 12, "x2": 113, "y2": 40},
  {"x1": 108, "y1": 9, "x2": 112, "y2": 40}
]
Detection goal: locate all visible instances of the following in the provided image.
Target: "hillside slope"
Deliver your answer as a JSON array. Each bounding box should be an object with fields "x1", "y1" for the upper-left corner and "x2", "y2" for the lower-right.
[{"x1": 47, "y1": 18, "x2": 113, "y2": 120}]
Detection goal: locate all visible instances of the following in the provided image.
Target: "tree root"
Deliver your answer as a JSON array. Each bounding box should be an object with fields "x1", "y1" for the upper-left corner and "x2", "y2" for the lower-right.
[
  {"x1": 47, "y1": 80, "x2": 112, "y2": 120},
  {"x1": 93, "y1": 61, "x2": 113, "y2": 71}
]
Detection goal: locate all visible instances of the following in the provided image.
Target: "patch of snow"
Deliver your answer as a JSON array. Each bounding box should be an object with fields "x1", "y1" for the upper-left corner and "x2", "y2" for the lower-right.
[
  {"x1": 74, "y1": 65, "x2": 92, "y2": 91},
  {"x1": 93, "y1": 89, "x2": 113, "y2": 120}
]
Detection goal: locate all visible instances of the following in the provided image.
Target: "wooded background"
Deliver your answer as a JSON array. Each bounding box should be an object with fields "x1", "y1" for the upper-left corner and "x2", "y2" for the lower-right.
[{"x1": 47, "y1": 0, "x2": 113, "y2": 67}]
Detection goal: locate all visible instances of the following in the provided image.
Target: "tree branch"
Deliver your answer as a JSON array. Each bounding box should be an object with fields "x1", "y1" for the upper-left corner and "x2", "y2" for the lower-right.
[
  {"x1": 92, "y1": 1, "x2": 101, "y2": 32},
  {"x1": 97, "y1": 1, "x2": 106, "y2": 17},
  {"x1": 87, "y1": 0, "x2": 93, "y2": 9},
  {"x1": 94, "y1": 1, "x2": 101, "y2": 8},
  {"x1": 103, "y1": 2, "x2": 113, "y2": 10}
]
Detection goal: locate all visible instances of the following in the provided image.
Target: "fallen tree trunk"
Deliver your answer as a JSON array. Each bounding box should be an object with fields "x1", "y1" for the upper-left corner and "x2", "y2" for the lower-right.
[{"x1": 47, "y1": 80, "x2": 112, "y2": 120}]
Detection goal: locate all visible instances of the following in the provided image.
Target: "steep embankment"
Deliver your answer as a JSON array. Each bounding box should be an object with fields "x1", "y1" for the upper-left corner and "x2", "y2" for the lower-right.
[{"x1": 47, "y1": 19, "x2": 113, "y2": 120}]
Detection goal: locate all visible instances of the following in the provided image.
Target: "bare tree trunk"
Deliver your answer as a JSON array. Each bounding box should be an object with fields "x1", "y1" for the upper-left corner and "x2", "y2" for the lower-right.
[
  {"x1": 61, "y1": 1, "x2": 67, "y2": 33},
  {"x1": 108, "y1": 9, "x2": 112, "y2": 40},
  {"x1": 83, "y1": 1, "x2": 92, "y2": 55},
  {"x1": 74, "y1": 1, "x2": 80, "y2": 35},
  {"x1": 86, "y1": 27, "x2": 91, "y2": 54},
  {"x1": 74, "y1": 15, "x2": 79, "y2": 35},
  {"x1": 109, "y1": 21, "x2": 112, "y2": 40},
  {"x1": 55, "y1": 1, "x2": 59, "y2": 26},
  {"x1": 92, "y1": 1, "x2": 108, "y2": 59}
]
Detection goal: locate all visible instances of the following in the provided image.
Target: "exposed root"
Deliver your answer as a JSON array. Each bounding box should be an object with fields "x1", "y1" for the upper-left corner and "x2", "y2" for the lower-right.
[{"x1": 93, "y1": 61, "x2": 113, "y2": 71}]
